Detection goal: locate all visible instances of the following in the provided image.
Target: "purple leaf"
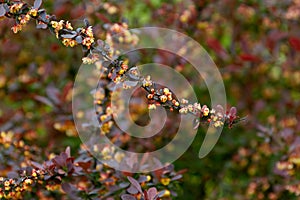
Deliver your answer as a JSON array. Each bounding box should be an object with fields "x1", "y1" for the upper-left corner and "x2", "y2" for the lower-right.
[
  {"x1": 30, "y1": 161, "x2": 44, "y2": 169},
  {"x1": 158, "y1": 190, "x2": 169, "y2": 198},
  {"x1": 7, "y1": 172, "x2": 19, "y2": 179},
  {"x1": 83, "y1": 18, "x2": 90, "y2": 27},
  {"x1": 171, "y1": 174, "x2": 182, "y2": 181},
  {"x1": 127, "y1": 185, "x2": 138, "y2": 194},
  {"x1": 33, "y1": 0, "x2": 42, "y2": 9},
  {"x1": 65, "y1": 146, "x2": 71, "y2": 157},
  {"x1": 34, "y1": 95, "x2": 54, "y2": 107},
  {"x1": 36, "y1": 22, "x2": 48, "y2": 29},
  {"x1": 75, "y1": 36, "x2": 83, "y2": 44},
  {"x1": 147, "y1": 187, "x2": 157, "y2": 200},
  {"x1": 46, "y1": 86, "x2": 60, "y2": 104},
  {"x1": 0, "y1": 4, "x2": 6, "y2": 17},
  {"x1": 127, "y1": 176, "x2": 143, "y2": 194},
  {"x1": 121, "y1": 194, "x2": 136, "y2": 200},
  {"x1": 61, "y1": 182, "x2": 72, "y2": 193},
  {"x1": 137, "y1": 175, "x2": 148, "y2": 183},
  {"x1": 61, "y1": 34, "x2": 76, "y2": 39}
]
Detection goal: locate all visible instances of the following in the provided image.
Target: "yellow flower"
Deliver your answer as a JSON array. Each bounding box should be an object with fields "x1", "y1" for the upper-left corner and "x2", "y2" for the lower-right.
[
  {"x1": 203, "y1": 107, "x2": 210, "y2": 116},
  {"x1": 65, "y1": 21, "x2": 73, "y2": 30},
  {"x1": 85, "y1": 26, "x2": 94, "y2": 38},
  {"x1": 114, "y1": 152, "x2": 125, "y2": 163},
  {"x1": 20, "y1": 14, "x2": 30, "y2": 25},
  {"x1": 50, "y1": 21, "x2": 58, "y2": 29},
  {"x1": 160, "y1": 177, "x2": 171, "y2": 186},
  {"x1": 179, "y1": 107, "x2": 188, "y2": 114},
  {"x1": 213, "y1": 121, "x2": 224, "y2": 128},
  {"x1": 82, "y1": 57, "x2": 94, "y2": 64},
  {"x1": 160, "y1": 95, "x2": 168, "y2": 103},
  {"x1": 289, "y1": 157, "x2": 300, "y2": 165},
  {"x1": 29, "y1": 9, "x2": 38, "y2": 17},
  {"x1": 62, "y1": 38, "x2": 77, "y2": 47},
  {"x1": 51, "y1": 20, "x2": 64, "y2": 32},
  {"x1": 4, "y1": 181, "x2": 10, "y2": 187},
  {"x1": 69, "y1": 40, "x2": 77, "y2": 47},
  {"x1": 163, "y1": 88, "x2": 170, "y2": 95},
  {"x1": 24, "y1": 179, "x2": 33, "y2": 185},
  {"x1": 159, "y1": 190, "x2": 171, "y2": 197},
  {"x1": 11, "y1": 24, "x2": 22, "y2": 34},
  {"x1": 82, "y1": 37, "x2": 95, "y2": 48},
  {"x1": 10, "y1": 3, "x2": 23, "y2": 14},
  {"x1": 148, "y1": 104, "x2": 157, "y2": 110}
]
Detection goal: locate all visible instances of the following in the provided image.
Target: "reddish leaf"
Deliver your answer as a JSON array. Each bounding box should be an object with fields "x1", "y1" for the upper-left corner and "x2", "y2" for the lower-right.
[
  {"x1": 76, "y1": 161, "x2": 92, "y2": 171},
  {"x1": 239, "y1": 54, "x2": 260, "y2": 62},
  {"x1": 207, "y1": 38, "x2": 223, "y2": 52},
  {"x1": 206, "y1": 38, "x2": 227, "y2": 58},
  {"x1": 229, "y1": 107, "x2": 237, "y2": 117},
  {"x1": 289, "y1": 37, "x2": 300, "y2": 51},
  {"x1": 95, "y1": 13, "x2": 111, "y2": 23}
]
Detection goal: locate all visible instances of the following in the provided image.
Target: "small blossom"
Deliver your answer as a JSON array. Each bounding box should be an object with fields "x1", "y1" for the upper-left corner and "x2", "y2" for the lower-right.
[
  {"x1": 62, "y1": 38, "x2": 77, "y2": 47},
  {"x1": 114, "y1": 152, "x2": 125, "y2": 163},
  {"x1": 82, "y1": 37, "x2": 95, "y2": 48},
  {"x1": 85, "y1": 26, "x2": 94, "y2": 38},
  {"x1": 11, "y1": 24, "x2": 22, "y2": 34},
  {"x1": 147, "y1": 94, "x2": 154, "y2": 99},
  {"x1": 148, "y1": 104, "x2": 157, "y2": 110},
  {"x1": 179, "y1": 107, "x2": 188, "y2": 114},
  {"x1": 20, "y1": 14, "x2": 31, "y2": 25},
  {"x1": 181, "y1": 99, "x2": 189, "y2": 104},
  {"x1": 203, "y1": 107, "x2": 210, "y2": 116},
  {"x1": 29, "y1": 9, "x2": 38, "y2": 17},
  {"x1": 163, "y1": 88, "x2": 170, "y2": 95},
  {"x1": 65, "y1": 21, "x2": 73, "y2": 30},
  {"x1": 194, "y1": 103, "x2": 201, "y2": 110},
  {"x1": 4, "y1": 181, "x2": 10, "y2": 187},
  {"x1": 9, "y1": 3, "x2": 23, "y2": 14},
  {"x1": 213, "y1": 121, "x2": 224, "y2": 128},
  {"x1": 24, "y1": 179, "x2": 33, "y2": 185},
  {"x1": 82, "y1": 57, "x2": 94, "y2": 64},
  {"x1": 159, "y1": 190, "x2": 171, "y2": 198},
  {"x1": 160, "y1": 177, "x2": 171, "y2": 186},
  {"x1": 160, "y1": 95, "x2": 168, "y2": 103}
]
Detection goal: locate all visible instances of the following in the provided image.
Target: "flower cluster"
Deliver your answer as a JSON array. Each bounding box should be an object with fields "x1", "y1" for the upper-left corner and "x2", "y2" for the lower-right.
[
  {"x1": 2, "y1": 0, "x2": 95, "y2": 49},
  {"x1": 5, "y1": 2, "x2": 39, "y2": 33},
  {"x1": 106, "y1": 22, "x2": 139, "y2": 48},
  {"x1": 0, "y1": 131, "x2": 40, "y2": 171},
  {"x1": 0, "y1": 0, "x2": 245, "y2": 199},
  {"x1": 0, "y1": 169, "x2": 44, "y2": 199},
  {"x1": 0, "y1": 140, "x2": 183, "y2": 199},
  {"x1": 140, "y1": 74, "x2": 240, "y2": 128}
]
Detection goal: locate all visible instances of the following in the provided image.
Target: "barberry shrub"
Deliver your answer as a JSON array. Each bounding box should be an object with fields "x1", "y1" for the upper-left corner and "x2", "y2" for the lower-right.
[{"x1": 4, "y1": 0, "x2": 299, "y2": 199}]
